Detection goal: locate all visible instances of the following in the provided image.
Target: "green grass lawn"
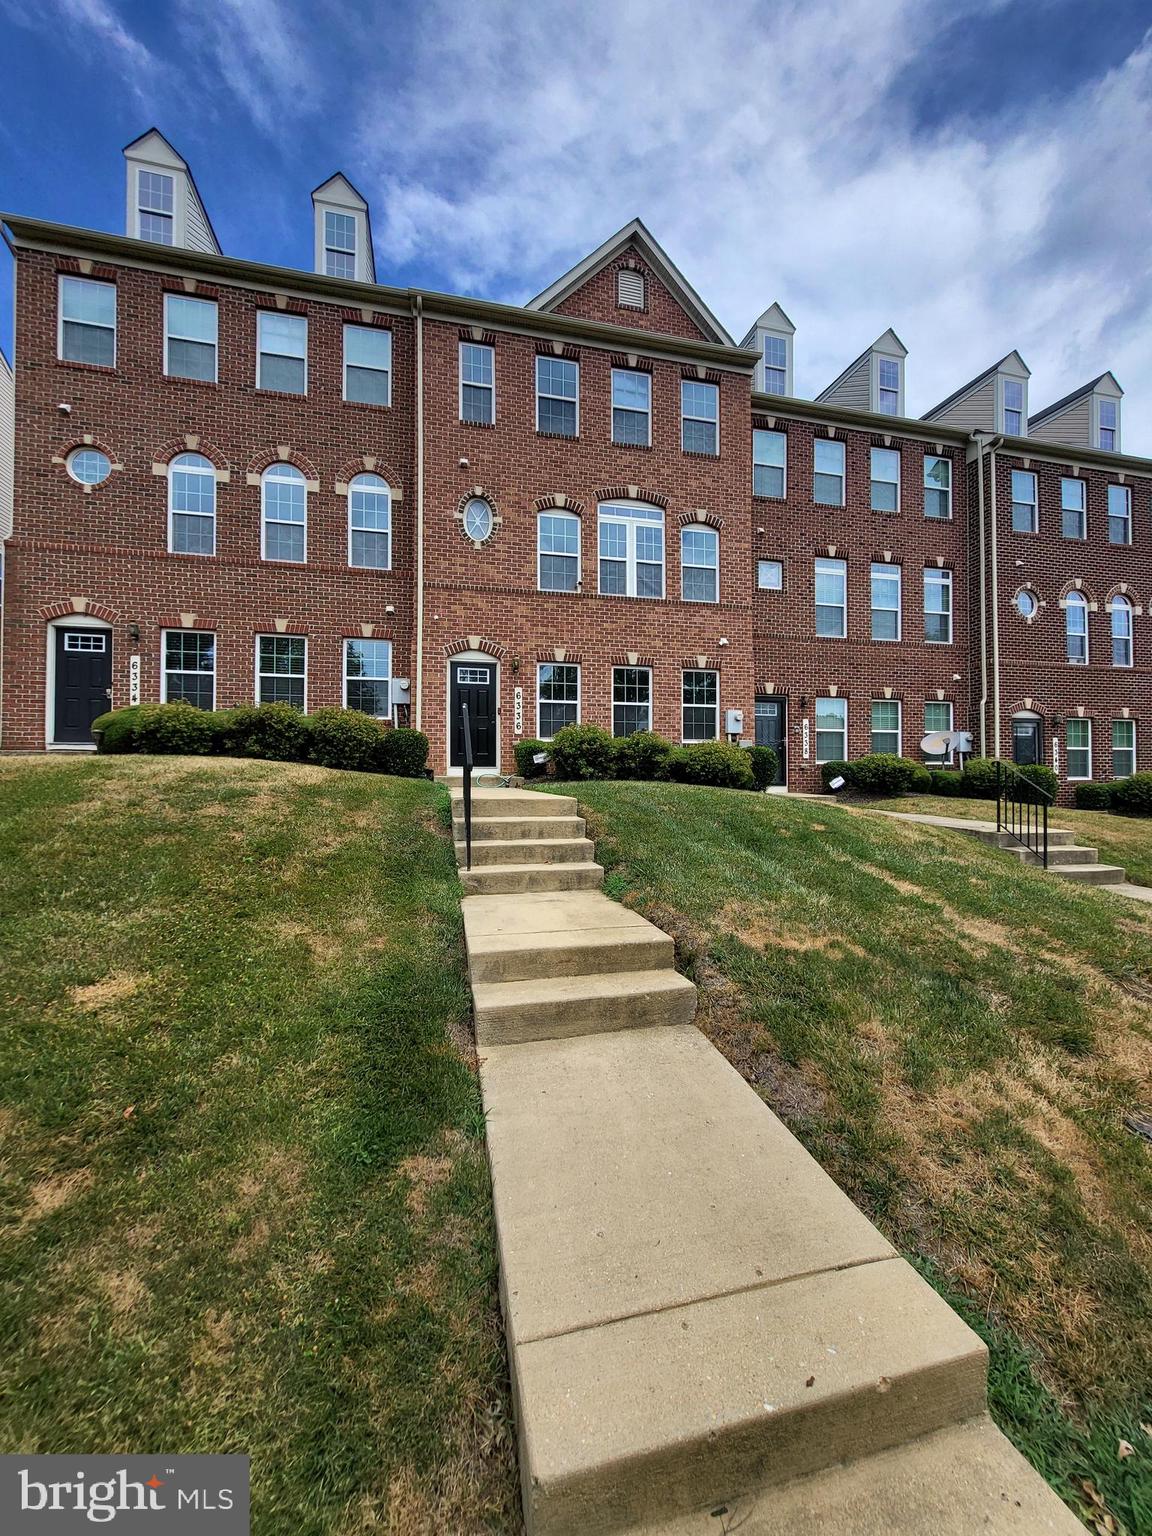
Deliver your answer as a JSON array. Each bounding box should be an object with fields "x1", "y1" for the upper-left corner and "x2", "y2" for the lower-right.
[
  {"x1": 543, "y1": 780, "x2": 1152, "y2": 1535},
  {"x1": 850, "y1": 792, "x2": 1152, "y2": 889},
  {"x1": 0, "y1": 757, "x2": 519, "y2": 1535}
]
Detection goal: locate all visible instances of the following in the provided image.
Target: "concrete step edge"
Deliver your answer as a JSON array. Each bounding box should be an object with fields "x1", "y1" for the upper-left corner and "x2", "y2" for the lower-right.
[
  {"x1": 467, "y1": 926, "x2": 674, "y2": 983},
  {"x1": 474, "y1": 967, "x2": 696, "y2": 1044}
]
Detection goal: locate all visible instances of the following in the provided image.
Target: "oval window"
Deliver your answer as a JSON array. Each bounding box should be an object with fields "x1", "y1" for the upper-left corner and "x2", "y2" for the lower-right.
[
  {"x1": 1015, "y1": 589, "x2": 1037, "y2": 619},
  {"x1": 463, "y1": 497, "x2": 493, "y2": 542},
  {"x1": 67, "y1": 448, "x2": 112, "y2": 485}
]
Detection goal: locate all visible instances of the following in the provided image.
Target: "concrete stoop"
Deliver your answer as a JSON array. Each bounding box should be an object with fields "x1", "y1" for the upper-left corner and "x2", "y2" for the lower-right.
[
  {"x1": 452, "y1": 787, "x2": 1083, "y2": 1536},
  {"x1": 866, "y1": 808, "x2": 1130, "y2": 888}
]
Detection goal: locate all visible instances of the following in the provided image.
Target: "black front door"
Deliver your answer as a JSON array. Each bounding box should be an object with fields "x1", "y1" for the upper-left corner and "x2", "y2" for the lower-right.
[
  {"x1": 755, "y1": 696, "x2": 787, "y2": 785},
  {"x1": 54, "y1": 628, "x2": 112, "y2": 744},
  {"x1": 450, "y1": 661, "x2": 497, "y2": 768},
  {"x1": 1012, "y1": 718, "x2": 1041, "y2": 766}
]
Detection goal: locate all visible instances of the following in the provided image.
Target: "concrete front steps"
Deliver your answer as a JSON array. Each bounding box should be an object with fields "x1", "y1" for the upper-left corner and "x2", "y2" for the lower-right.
[
  {"x1": 453, "y1": 789, "x2": 604, "y2": 895},
  {"x1": 455, "y1": 787, "x2": 1082, "y2": 1536},
  {"x1": 868, "y1": 810, "x2": 1128, "y2": 887}
]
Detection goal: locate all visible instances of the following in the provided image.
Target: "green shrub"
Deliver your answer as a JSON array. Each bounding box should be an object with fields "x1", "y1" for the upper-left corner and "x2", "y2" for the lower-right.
[
  {"x1": 549, "y1": 724, "x2": 616, "y2": 780},
  {"x1": 746, "y1": 745, "x2": 779, "y2": 791},
  {"x1": 92, "y1": 706, "x2": 144, "y2": 753},
  {"x1": 309, "y1": 708, "x2": 384, "y2": 772},
  {"x1": 929, "y1": 769, "x2": 965, "y2": 796},
  {"x1": 1111, "y1": 772, "x2": 1152, "y2": 816},
  {"x1": 1072, "y1": 782, "x2": 1115, "y2": 811},
  {"x1": 820, "y1": 760, "x2": 850, "y2": 790},
  {"x1": 960, "y1": 757, "x2": 1000, "y2": 800},
  {"x1": 514, "y1": 738, "x2": 550, "y2": 778},
  {"x1": 668, "y1": 740, "x2": 755, "y2": 790},
  {"x1": 377, "y1": 727, "x2": 429, "y2": 779},
  {"x1": 219, "y1": 703, "x2": 311, "y2": 762},
  {"x1": 614, "y1": 731, "x2": 674, "y2": 781},
  {"x1": 843, "y1": 754, "x2": 923, "y2": 796},
  {"x1": 1016, "y1": 763, "x2": 1058, "y2": 803},
  {"x1": 134, "y1": 701, "x2": 218, "y2": 756}
]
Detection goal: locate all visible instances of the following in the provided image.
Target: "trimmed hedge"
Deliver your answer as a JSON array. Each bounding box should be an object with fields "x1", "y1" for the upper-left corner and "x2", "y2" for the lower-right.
[
  {"x1": 929, "y1": 769, "x2": 966, "y2": 796},
  {"x1": 309, "y1": 707, "x2": 384, "y2": 772},
  {"x1": 1015, "y1": 763, "x2": 1058, "y2": 803},
  {"x1": 959, "y1": 757, "x2": 999, "y2": 799},
  {"x1": 1073, "y1": 782, "x2": 1115, "y2": 810},
  {"x1": 843, "y1": 754, "x2": 931, "y2": 796},
  {"x1": 379, "y1": 727, "x2": 430, "y2": 779},
  {"x1": 135, "y1": 701, "x2": 218, "y2": 756},
  {"x1": 219, "y1": 704, "x2": 311, "y2": 762},
  {"x1": 615, "y1": 731, "x2": 674, "y2": 781},
  {"x1": 667, "y1": 741, "x2": 755, "y2": 790},
  {"x1": 747, "y1": 745, "x2": 779, "y2": 791},
  {"x1": 1111, "y1": 772, "x2": 1152, "y2": 816},
  {"x1": 514, "y1": 739, "x2": 550, "y2": 778},
  {"x1": 549, "y1": 724, "x2": 616, "y2": 780},
  {"x1": 820, "y1": 760, "x2": 851, "y2": 790},
  {"x1": 91, "y1": 705, "x2": 145, "y2": 754}
]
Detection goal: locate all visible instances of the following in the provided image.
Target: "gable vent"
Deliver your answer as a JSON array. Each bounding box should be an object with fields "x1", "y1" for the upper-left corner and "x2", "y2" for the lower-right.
[{"x1": 617, "y1": 269, "x2": 645, "y2": 309}]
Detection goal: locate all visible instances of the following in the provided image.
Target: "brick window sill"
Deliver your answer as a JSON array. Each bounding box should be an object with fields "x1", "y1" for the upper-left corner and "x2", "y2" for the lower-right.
[
  {"x1": 56, "y1": 359, "x2": 117, "y2": 375},
  {"x1": 682, "y1": 449, "x2": 720, "y2": 460},
  {"x1": 536, "y1": 431, "x2": 579, "y2": 442},
  {"x1": 460, "y1": 419, "x2": 496, "y2": 430}
]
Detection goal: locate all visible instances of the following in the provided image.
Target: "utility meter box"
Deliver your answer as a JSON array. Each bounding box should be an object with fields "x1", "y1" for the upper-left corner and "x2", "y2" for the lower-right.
[
  {"x1": 391, "y1": 678, "x2": 411, "y2": 705},
  {"x1": 725, "y1": 708, "x2": 744, "y2": 735}
]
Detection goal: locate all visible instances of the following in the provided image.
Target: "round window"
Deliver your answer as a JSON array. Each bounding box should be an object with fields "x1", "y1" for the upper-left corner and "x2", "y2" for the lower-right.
[
  {"x1": 1014, "y1": 589, "x2": 1037, "y2": 619},
  {"x1": 463, "y1": 497, "x2": 493, "y2": 542},
  {"x1": 67, "y1": 448, "x2": 112, "y2": 485}
]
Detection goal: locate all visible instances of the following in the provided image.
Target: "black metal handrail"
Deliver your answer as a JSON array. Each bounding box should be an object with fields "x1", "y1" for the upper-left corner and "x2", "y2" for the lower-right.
[
  {"x1": 996, "y1": 759, "x2": 1053, "y2": 868},
  {"x1": 460, "y1": 699, "x2": 474, "y2": 871}
]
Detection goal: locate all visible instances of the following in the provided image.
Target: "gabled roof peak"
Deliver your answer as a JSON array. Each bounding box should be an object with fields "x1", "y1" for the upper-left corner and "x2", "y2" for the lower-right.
[
  {"x1": 311, "y1": 172, "x2": 370, "y2": 208},
  {"x1": 922, "y1": 350, "x2": 1031, "y2": 421},
  {"x1": 122, "y1": 128, "x2": 187, "y2": 168},
  {"x1": 1030, "y1": 370, "x2": 1123, "y2": 426}
]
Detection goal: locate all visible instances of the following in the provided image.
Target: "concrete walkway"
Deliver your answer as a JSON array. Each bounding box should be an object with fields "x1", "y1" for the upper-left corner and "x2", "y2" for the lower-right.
[{"x1": 453, "y1": 787, "x2": 1083, "y2": 1535}]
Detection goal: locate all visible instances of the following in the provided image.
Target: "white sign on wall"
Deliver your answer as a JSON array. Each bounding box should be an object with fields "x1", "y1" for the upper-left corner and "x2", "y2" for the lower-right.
[
  {"x1": 1052, "y1": 737, "x2": 1060, "y2": 775},
  {"x1": 513, "y1": 686, "x2": 524, "y2": 737},
  {"x1": 801, "y1": 718, "x2": 811, "y2": 761},
  {"x1": 129, "y1": 653, "x2": 141, "y2": 706}
]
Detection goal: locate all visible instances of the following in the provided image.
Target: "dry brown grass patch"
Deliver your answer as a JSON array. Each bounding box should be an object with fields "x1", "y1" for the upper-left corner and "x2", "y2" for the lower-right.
[
  {"x1": 394, "y1": 1132, "x2": 467, "y2": 1221},
  {"x1": 69, "y1": 972, "x2": 143, "y2": 1012},
  {"x1": 718, "y1": 902, "x2": 868, "y2": 960},
  {"x1": 273, "y1": 918, "x2": 344, "y2": 966},
  {"x1": 21, "y1": 1168, "x2": 94, "y2": 1225}
]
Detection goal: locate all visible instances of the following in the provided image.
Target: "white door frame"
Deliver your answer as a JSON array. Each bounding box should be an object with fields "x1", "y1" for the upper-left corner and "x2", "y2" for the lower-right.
[
  {"x1": 444, "y1": 650, "x2": 500, "y2": 775},
  {"x1": 44, "y1": 614, "x2": 114, "y2": 751}
]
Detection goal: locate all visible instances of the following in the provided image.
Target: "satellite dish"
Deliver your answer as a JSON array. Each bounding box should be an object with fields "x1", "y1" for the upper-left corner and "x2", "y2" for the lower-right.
[{"x1": 920, "y1": 731, "x2": 951, "y2": 754}]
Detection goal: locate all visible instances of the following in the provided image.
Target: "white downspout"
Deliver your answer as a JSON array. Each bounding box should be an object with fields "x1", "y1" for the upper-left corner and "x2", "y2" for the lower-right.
[
  {"x1": 413, "y1": 294, "x2": 424, "y2": 732},
  {"x1": 987, "y1": 435, "x2": 1004, "y2": 759},
  {"x1": 972, "y1": 434, "x2": 988, "y2": 757}
]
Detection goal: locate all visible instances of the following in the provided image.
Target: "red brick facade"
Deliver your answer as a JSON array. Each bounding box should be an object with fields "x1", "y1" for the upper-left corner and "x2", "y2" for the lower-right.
[{"x1": 3, "y1": 219, "x2": 1150, "y2": 801}]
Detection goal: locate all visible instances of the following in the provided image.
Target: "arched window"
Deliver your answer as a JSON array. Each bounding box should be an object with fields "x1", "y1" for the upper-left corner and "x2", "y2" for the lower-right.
[
  {"x1": 67, "y1": 448, "x2": 111, "y2": 485},
  {"x1": 681, "y1": 524, "x2": 718, "y2": 603},
  {"x1": 598, "y1": 501, "x2": 664, "y2": 598},
  {"x1": 262, "y1": 463, "x2": 306, "y2": 563},
  {"x1": 1111, "y1": 595, "x2": 1133, "y2": 668},
  {"x1": 1065, "y1": 592, "x2": 1088, "y2": 665},
  {"x1": 169, "y1": 452, "x2": 216, "y2": 556},
  {"x1": 348, "y1": 473, "x2": 391, "y2": 569}
]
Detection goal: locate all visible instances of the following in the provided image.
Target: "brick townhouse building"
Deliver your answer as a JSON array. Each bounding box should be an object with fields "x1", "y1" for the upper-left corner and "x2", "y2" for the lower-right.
[{"x1": 1, "y1": 130, "x2": 1149, "y2": 797}]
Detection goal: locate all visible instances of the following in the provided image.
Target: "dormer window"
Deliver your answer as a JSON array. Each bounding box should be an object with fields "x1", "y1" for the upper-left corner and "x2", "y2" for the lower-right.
[
  {"x1": 138, "y1": 170, "x2": 174, "y2": 244},
  {"x1": 617, "y1": 269, "x2": 645, "y2": 309},
  {"x1": 324, "y1": 212, "x2": 357, "y2": 278},
  {"x1": 763, "y1": 336, "x2": 787, "y2": 395},
  {"x1": 1099, "y1": 398, "x2": 1118, "y2": 451},
  {"x1": 878, "y1": 358, "x2": 900, "y2": 414},
  {"x1": 1003, "y1": 378, "x2": 1024, "y2": 434}
]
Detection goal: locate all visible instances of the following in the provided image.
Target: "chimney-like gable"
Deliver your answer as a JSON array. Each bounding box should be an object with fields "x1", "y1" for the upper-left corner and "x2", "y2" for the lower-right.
[
  {"x1": 817, "y1": 328, "x2": 907, "y2": 416},
  {"x1": 312, "y1": 174, "x2": 376, "y2": 283},
  {"x1": 123, "y1": 129, "x2": 220, "y2": 253},
  {"x1": 741, "y1": 302, "x2": 795, "y2": 397}
]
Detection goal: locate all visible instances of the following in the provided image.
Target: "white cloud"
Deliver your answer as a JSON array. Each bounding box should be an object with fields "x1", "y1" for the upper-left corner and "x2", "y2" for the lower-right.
[
  {"x1": 173, "y1": 0, "x2": 321, "y2": 135},
  {"x1": 356, "y1": 0, "x2": 1152, "y2": 448},
  {"x1": 3, "y1": 0, "x2": 162, "y2": 105}
]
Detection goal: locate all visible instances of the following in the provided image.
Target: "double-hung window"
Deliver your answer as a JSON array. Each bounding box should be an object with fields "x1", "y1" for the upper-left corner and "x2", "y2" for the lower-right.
[
  {"x1": 1065, "y1": 718, "x2": 1092, "y2": 780},
  {"x1": 1065, "y1": 592, "x2": 1089, "y2": 664},
  {"x1": 344, "y1": 638, "x2": 392, "y2": 718},
  {"x1": 924, "y1": 456, "x2": 952, "y2": 519},
  {"x1": 257, "y1": 312, "x2": 306, "y2": 394},
  {"x1": 163, "y1": 631, "x2": 215, "y2": 709},
  {"x1": 611, "y1": 369, "x2": 651, "y2": 446},
  {"x1": 870, "y1": 447, "x2": 900, "y2": 513},
  {"x1": 681, "y1": 381, "x2": 718, "y2": 454},
  {"x1": 878, "y1": 358, "x2": 900, "y2": 414},
  {"x1": 537, "y1": 664, "x2": 580, "y2": 738},
  {"x1": 1112, "y1": 719, "x2": 1136, "y2": 778},
  {"x1": 815, "y1": 698, "x2": 847, "y2": 763},
  {"x1": 681, "y1": 525, "x2": 718, "y2": 603},
  {"x1": 164, "y1": 295, "x2": 217, "y2": 381},
  {"x1": 763, "y1": 336, "x2": 787, "y2": 394},
  {"x1": 612, "y1": 667, "x2": 651, "y2": 737},
  {"x1": 262, "y1": 463, "x2": 306, "y2": 563},
  {"x1": 924, "y1": 700, "x2": 954, "y2": 763},
  {"x1": 348, "y1": 473, "x2": 391, "y2": 568},
  {"x1": 538, "y1": 512, "x2": 580, "y2": 592},
  {"x1": 1108, "y1": 485, "x2": 1132, "y2": 545},
  {"x1": 169, "y1": 453, "x2": 216, "y2": 556},
  {"x1": 753, "y1": 429, "x2": 786, "y2": 498},
  {"x1": 536, "y1": 356, "x2": 578, "y2": 436},
  {"x1": 1003, "y1": 379, "x2": 1024, "y2": 434},
  {"x1": 870, "y1": 562, "x2": 901, "y2": 641},
  {"x1": 813, "y1": 439, "x2": 845, "y2": 506},
  {"x1": 870, "y1": 699, "x2": 901, "y2": 755},
  {"x1": 344, "y1": 325, "x2": 391, "y2": 405},
  {"x1": 257, "y1": 636, "x2": 306, "y2": 708},
  {"x1": 815, "y1": 557, "x2": 847, "y2": 637},
  {"x1": 137, "y1": 170, "x2": 174, "y2": 244},
  {"x1": 1099, "y1": 399, "x2": 1118, "y2": 451},
  {"x1": 324, "y1": 211, "x2": 356, "y2": 278},
  {"x1": 460, "y1": 343, "x2": 494, "y2": 424},
  {"x1": 924, "y1": 568, "x2": 952, "y2": 643},
  {"x1": 682, "y1": 670, "x2": 719, "y2": 741},
  {"x1": 1112, "y1": 596, "x2": 1133, "y2": 667},
  {"x1": 59, "y1": 277, "x2": 116, "y2": 366},
  {"x1": 1061, "y1": 477, "x2": 1086, "y2": 540},
  {"x1": 1011, "y1": 470, "x2": 1037, "y2": 533},
  {"x1": 598, "y1": 502, "x2": 664, "y2": 598}
]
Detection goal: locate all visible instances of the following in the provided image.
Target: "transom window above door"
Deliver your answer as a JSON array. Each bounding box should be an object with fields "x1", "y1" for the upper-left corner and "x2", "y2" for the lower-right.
[{"x1": 598, "y1": 501, "x2": 665, "y2": 599}]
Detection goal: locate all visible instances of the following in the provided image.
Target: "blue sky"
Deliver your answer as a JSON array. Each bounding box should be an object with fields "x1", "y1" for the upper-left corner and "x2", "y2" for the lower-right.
[{"x1": 2, "y1": 0, "x2": 1151, "y2": 445}]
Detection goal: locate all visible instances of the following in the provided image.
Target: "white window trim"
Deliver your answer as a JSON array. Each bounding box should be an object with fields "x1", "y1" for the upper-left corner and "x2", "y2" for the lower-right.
[
  {"x1": 255, "y1": 633, "x2": 308, "y2": 709},
  {"x1": 1061, "y1": 477, "x2": 1087, "y2": 540},
  {"x1": 813, "y1": 440, "x2": 846, "y2": 506},
  {"x1": 998, "y1": 375, "x2": 1027, "y2": 435},
  {"x1": 346, "y1": 474, "x2": 392, "y2": 570},
  {"x1": 814, "y1": 698, "x2": 848, "y2": 765},
  {"x1": 923, "y1": 455, "x2": 953, "y2": 520},
  {"x1": 459, "y1": 341, "x2": 495, "y2": 424},
  {"x1": 924, "y1": 568, "x2": 953, "y2": 645},
  {"x1": 161, "y1": 628, "x2": 216, "y2": 708},
  {"x1": 680, "y1": 524, "x2": 719, "y2": 604},
  {"x1": 870, "y1": 563, "x2": 902, "y2": 642},
  {"x1": 343, "y1": 324, "x2": 391, "y2": 406},
  {"x1": 343, "y1": 637, "x2": 393, "y2": 719},
  {"x1": 753, "y1": 429, "x2": 787, "y2": 499},
  {"x1": 1065, "y1": 717, "x2": 1093, "y2": 781},
  {"x1": 870, "y1": 447, "x2": 901, "y2": 513},
  {"x1": 1112, "y1": 719, "x2": 1137, "y2": 777},
  {"x1": 1095, "y1": 395, "x2": 1120, "y2": 453},
  {"x1": 1108, "y1": 484, "x2": 1132, "y2": 544},
  {"x1": 261, "y1": 465, "x2": 307, "y2": 564},
  {"x1": 815, "y1": 556, "x2": 847, "y2": 638},
  {"x1": 757, "y1": 559, "x2": 783, "y2": 590},
  {"x1": 167, "y1": 454, "x2": 217, "y2": 557},
  {"x1": 598, "y1": 503, "x2": 665, "y2": 599},
  {"x1": 612, "y1": 665, "x2": 653, "y2": 736},
  {"x1": 324, "y1": 209, "x2": 357, "y2": 278},
  {"x1": 163, "y1": 293, "x2": 218, "y2": 382},
  {"x1": 874, "y1": 353, "x2": 903, "y2": 415},
  {"x1": 924, "y1": 700, "x2": 955, "y2": 764},
  {"x1": 1064, "y1": 593, "x2": 1090, "y2": 666},
  {"x1": 535, "y1": 356, "x2": 580, "y2": 435},
  {"x1": 256, "y1": 311, "x2": 308, "y2": 394},
  {"x1": 1011, "y1": 470, "x2": 1038, "y2": 533},
  {"x1": 57, "y1": 275, "x2": 117, "y2": 367},
  {"x1": 536, "y1": 662, "x2": 581, "y2": 740},
  {"x1": 537, "y1": 511, "x2": 581, "y2": 594},
  {"x1": 611, "y1": 367, "x2": 652, "y2": 447},
  {"x1": 680, "y1": 380, "x2": 720, "y2": 455},
  {"x1": 1111, "y1": 596, "x2": 1134, "y2": 668},
  {"x1": 870, "y1": 699, "x2": 902, "y2": 756},
  {"x1": 44, "y1": 614, "x2": 113, "y2": 750},
  {"x1": 137, "y1": 167, "x2": 175, "y2": 244},
  {"x1": 681, "y1": 669, "x2": 720, "y2": 744}
]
